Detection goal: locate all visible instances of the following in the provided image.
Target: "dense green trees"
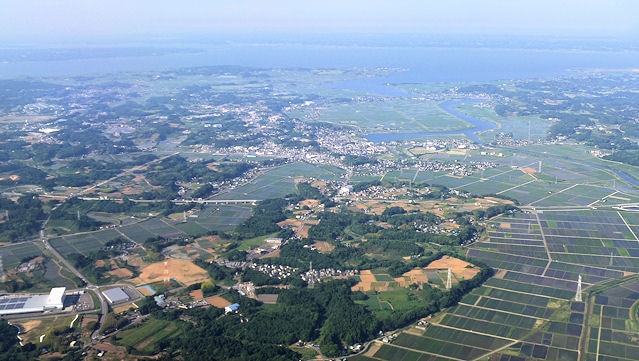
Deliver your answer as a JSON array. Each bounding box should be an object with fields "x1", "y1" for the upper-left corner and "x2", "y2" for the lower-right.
[
  {"x1": 307, "y1": 211, "x2": 353, "y2": 241},
  {"x1": 100, "y1": 313, "x2": 129, "y2": 334},
  {"x1": 278, "y1": 241, "x2": 363, "y2": 269},
  {"x1": 296, "y1": 181, "x2": 323, "y2": 200},
  {"x1": 604, "y1": 150, "x2": 639, "y2": 166},
  {"x1": 143, "y1": 155, "x2": 254, "y2": 198},
  {"x1": 194, "y1": 259, "x2": 237, "y2": 282},
  {"x1": 234, "y1": 198, "x2": 289, "y2": 239},
  {"x1": 190, "y1": 183, "x2": 217, "y2": 199},
  {"x1": 0, "y1": 319, "x2": 39, "y2": 361},
  {"x1": 0, "y1": 194, "x2": 45, "y2": 242},
  {"x1": 0, "y1": 163, "x2": 49, "y2": 187}
]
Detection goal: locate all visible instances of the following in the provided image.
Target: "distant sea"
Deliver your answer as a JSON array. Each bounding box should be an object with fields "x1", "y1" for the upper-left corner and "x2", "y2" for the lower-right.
[{"x1": 0, "y1": 37, "x2": 638, "y2": 83}]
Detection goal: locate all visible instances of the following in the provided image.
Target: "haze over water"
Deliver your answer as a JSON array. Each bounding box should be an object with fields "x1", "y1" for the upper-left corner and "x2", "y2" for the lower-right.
[{"x1": 1, "y1": 36, "x2": 638, "y2": 81}]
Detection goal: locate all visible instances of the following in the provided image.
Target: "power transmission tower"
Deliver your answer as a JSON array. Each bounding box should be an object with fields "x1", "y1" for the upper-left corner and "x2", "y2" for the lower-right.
[
  {"x1": 575, "y1": 275, "x2": 582, "y2": 302},
  {"x1": 308, "y1": 261, "x2": 315, "y2": 289},
  {"x1": 163, "y1": 260, "x2": 170, "y2": 285}
]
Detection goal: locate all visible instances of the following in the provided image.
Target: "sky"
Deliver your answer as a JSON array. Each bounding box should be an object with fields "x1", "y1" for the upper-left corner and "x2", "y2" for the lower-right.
[{"x1": 1, "y1": 0, "x2": 638, "y2": 43}]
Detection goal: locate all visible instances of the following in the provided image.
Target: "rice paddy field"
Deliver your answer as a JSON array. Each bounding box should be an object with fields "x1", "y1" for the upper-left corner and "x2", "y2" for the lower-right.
[
  {"x1": 114, "y1": 318, "x2": 182, "y2": 354},
  {"x1": 370, "y1": 206, "x2": 639, "y2": 361},
  {"x1": 0, "y1": 242, "x2": 44, "y2": 269},
  {"x1": 286, "y1": 98, "x2": 470, "y2": 133},
  {"x1": 368, "y1": 144, "x2": 639, "y2": 361},
  {"x1": 48, "y1": 203, "x2": 255, "y2": 258},
  {"x1": 211, "y1": 162, "x2": 344, "y2": 201}
]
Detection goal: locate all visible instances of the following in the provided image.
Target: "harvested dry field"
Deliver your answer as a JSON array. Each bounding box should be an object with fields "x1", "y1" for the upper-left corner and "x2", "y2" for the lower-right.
[
  {"x1": 395, "y1": 268, "x2": 430, "y2": 287},
  {"x1": 351, "y1": 256, "x2": 480, "y2": 292},
  {"x1": 109, "y1": 268, "x2": 133, "y2": 278},
  {"x1": 205, "y1": 295, "x2": 231, "y2": 308},
  {"x1": 426, "y1": 255, "x2": 480, "y2": 280},
  {"x1": 352, "y1": 270, "x2": 378, "y2": 292},
  {"x1": 129, "y1": 258, "x2": 210, "y2": 286}
]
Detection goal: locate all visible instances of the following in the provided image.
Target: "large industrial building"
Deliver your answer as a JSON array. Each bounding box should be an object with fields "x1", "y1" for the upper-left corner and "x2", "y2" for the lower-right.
[
  {"x1": 102, "y1": 287, "x2": 129, "y2": 304},
  {"x1": 0, "y1": 287, "x2": 66, "y2": 316}
]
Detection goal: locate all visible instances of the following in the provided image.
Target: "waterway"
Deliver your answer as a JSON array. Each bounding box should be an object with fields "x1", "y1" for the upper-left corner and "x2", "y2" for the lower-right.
[{"x1": 364, "y1": 99, "x2": 496, "y2": 144}]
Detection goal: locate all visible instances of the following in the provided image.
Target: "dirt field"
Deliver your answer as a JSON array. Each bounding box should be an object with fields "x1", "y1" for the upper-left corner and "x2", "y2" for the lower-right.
[
  {"x1": 493, "y1": 269, "x2": 507, "y2": 279},
  {"x1": 352, "y1": 270, "x2": 379, "y2": 292},
  {"x1": 351, "y1": 200, "x2": 422, "y2": 216},
  {"x1": 314, "y1": 241, "x2": 335, "y2": 253},
  {"x1": 205, "y1": 295, "x2": 232, "y2": 308},
  {"x1": 189, "y1": 289, "x2": 204, "y2": 301},
  {"x1": 109, "y1": 268, "x2": 133, "y2": 278},
  {"x1": 364, "y1": 342, "x2": 382, "y2": 357},
  {"x1": 113, "y1": 304, "x2": 135, "y2": 313},
  {"x1": 351, "y1": 256, "x2": 480, "y2": 291},
  {"x1": 278, "y1": 218, "x2": 300, "y2": 229},
  {"x1": 126, "y1": 254, "x2": 146, "y2": 268},
  {"x1": 426, "y1": 255, "x2": 480, "y2": 280},
  {"x1": 93, "y1": 342, "x2": 128, "y2": 360},
  {"x1": 136, "y1": 286, "x2": 155, "y2": 296},
  {"x1": 15, "y1": 320, "x2": 41, "y2": 338},
  {"x1": 261, "y1": 249, "x2": 280, "y2": 258},
  {"x1": 395, "y1": 269, "x2": 430, "y2": 287},
  {"x1": 299, "y1": 199, "x2": 320, "y2": 208},
  {"x1": 278, "y1": 218, "x2": 318, "y2": 239},
  {"x1": 256, "y1": 294, "x2": 278, "y2": 304},
  {"x1": 128, "y1": 258, "x2": 210, "y2": 286}
]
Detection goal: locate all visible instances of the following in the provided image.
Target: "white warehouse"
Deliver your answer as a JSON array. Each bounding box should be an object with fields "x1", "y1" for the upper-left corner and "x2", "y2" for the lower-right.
[{"x1": 0, "y1": 287, "x2": 66, "y2": 316}]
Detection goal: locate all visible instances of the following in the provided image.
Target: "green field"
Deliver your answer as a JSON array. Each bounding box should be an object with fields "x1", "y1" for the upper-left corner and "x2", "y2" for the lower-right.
[
  {"x1": 286, "y1": 99, "x2": 470, "y2": 133},
  {"x1": 0, "y1": 242, "x2": 44, "y2": 268},
  {"x1": 116, "y1": 318, "x2": 182, "y2": 353},
  {"x1": 212, "y1": 162, "x2": 344, "y2": 201},
  {"x1": 455, "y1": 103, "x2": 552, "y2": 142}
]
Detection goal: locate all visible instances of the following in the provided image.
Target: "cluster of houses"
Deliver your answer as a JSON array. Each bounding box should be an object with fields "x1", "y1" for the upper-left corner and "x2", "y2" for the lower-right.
[{"x1": 300, "y1": 267, "x2": 358, "y2": 285}]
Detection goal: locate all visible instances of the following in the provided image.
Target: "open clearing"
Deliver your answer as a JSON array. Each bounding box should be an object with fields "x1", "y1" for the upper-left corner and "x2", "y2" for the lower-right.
[
  {"x1": 352, "y1": 256, "x2": 479, "y2": 292},
  {"x1": 205, "y1": 295, "x2": 232, "y2": 308},
  {"x1": 426, "y1": 255, "x2": 480, "y2": 280},
  {"x1": 129, "y1": 258, "x2": 210, "y2": 286}
]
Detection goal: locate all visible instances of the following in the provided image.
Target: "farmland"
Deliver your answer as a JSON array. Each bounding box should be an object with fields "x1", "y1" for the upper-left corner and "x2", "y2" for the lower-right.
[
  {"x1": 212, "y1": 162, "x2": 344, "y2": 201},
  {"x1": 1, "y1": 47, "x2": 639, "y2": 361},
  {"x1": 286, "y1": 98, "x2": 470, "y2": 133},
  {"x1": 367, "y1": 207, "x2": 639, "y2": 360},
  {"x1": 0, "y1": 242, "x2": 44, "y2": 269},
  {"x1": 368, "y1": 148, "x2": 639, "y2": 361},
  {"x1": 114, "y1": 318, "x2": 182, "y2": 354},
  {"x1": 28, "y1": 141, "x2": 639, "y2": 360},
  {"x1": 48, "y1": 204, "x2": 252, "y2": 258}
]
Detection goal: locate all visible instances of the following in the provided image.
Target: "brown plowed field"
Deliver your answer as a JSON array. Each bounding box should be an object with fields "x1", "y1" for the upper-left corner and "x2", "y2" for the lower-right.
[{"x1": 129, "y1": 258, "x2": 210, "y2": 286}]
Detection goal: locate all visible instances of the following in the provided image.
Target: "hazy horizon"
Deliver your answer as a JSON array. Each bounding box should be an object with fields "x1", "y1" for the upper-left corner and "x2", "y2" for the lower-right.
[{"x1": 2, "y1": 0, "x2": 638, "y2": 45}]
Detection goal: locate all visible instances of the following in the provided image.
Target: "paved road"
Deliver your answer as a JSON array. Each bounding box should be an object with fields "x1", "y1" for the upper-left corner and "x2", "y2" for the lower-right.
[
  {"x1": 33, "y1": 153, "x2": 184, "y2": 340},
  {"x1": 39, "y1": 230, "x2": 109, "y2": 340}
]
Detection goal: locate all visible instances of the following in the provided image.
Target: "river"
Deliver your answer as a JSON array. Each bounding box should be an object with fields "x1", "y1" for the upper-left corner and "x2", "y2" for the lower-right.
[{"x1": 364, "y1": 99, "x2": 496, "y2": 144}]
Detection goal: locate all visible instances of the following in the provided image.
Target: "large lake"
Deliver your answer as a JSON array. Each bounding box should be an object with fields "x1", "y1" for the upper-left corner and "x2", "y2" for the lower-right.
[{"x1": 1, "y1": 39, "x2": 638, "y2": 82}]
